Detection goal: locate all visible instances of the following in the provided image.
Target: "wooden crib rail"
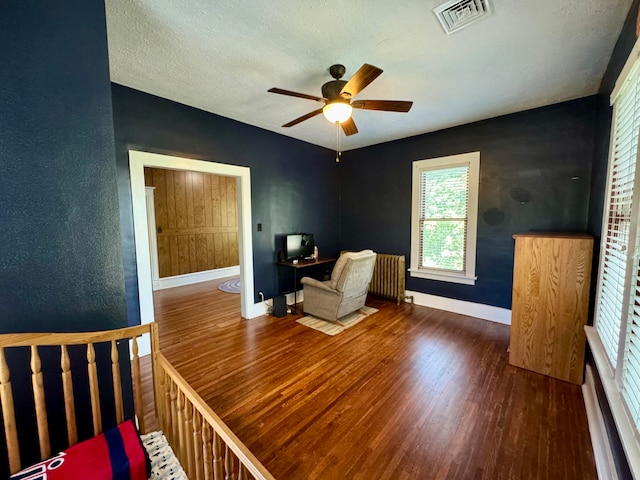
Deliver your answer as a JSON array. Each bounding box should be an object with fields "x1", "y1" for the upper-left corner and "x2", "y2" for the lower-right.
[
  {"x1": 154, "y1": 352, "x2": 275, "y2": 480},
  {"x1": 0, "y1": 324, "x2": 151, "y2": 475},
  {"x1": 0, "y1": 325, "x2": 151, "y2": 348}
]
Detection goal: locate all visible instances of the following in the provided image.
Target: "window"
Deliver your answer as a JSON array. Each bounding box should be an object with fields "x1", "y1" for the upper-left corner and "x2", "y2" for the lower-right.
[
  {"x1": 589, "y1": 37, "x2": 640, "y2": 476},
  {"x1": 410, "y1": 151, "x2": 480, "y2": 285},
  {"x1": 595, "y1": 57, "x2": 640, "y2": 368}
]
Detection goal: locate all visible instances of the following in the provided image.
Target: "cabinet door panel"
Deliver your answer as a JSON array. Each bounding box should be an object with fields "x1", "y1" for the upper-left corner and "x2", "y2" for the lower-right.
[{"x1": 509, "y1": 234, "x2": 592, "y2": 385}]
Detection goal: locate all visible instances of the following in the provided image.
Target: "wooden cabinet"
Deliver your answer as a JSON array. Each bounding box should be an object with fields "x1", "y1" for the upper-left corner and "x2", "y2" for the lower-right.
[{"x1": 509, "y1": 233, "x2": 593, "y2": 385}]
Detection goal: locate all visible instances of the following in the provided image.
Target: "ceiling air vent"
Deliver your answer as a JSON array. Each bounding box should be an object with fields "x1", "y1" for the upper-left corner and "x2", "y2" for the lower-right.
[{"x1": 433, "y1": 0, "x2": 491, "y2": 34}]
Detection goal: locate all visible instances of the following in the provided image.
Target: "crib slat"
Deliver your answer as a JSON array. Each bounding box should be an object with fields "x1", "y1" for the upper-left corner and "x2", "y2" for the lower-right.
[
  {"x1": 0, "y1": 347, "x2": 21, "y2": 474},
  {"x1": 163, "y1": 370, "x2": 172, "y2": 441},
  {"x1": 185, "y1": 395, "x2": 195, "y2": 478},
  {"x1": 170, "y1": 380, "x2": 178, "y2": 446},
  {"x1": 203, "y1": 422, "x2": 213, "y2": 480},
  {"x1": 60, "y1": 345, "x2": 77, "y2": 446},
  {"x1": 194, "y1": 408, "x2": 204, "y2": 480},
  {"x1": 224, "y1": 444, "x2": 235, "y2": 480},
  {"x1": 31, "y1": 345, "x2": 51, "y2": 460},
  {"x1": 151, "y1": 323, "x2": 163, "y2": 429},
  {"x1": 177, "y1": 390, "x2": 186, "y2": 464},
  {"x1": 87, "y1": 342, "x2": 102, "y2": 436},
  {"x1": 238, "y1": 464, "x2": 248, "y2": 480},
  {"x1": 153, "y1": 353, "x2": 276, "y2": 480},
  {"x1": 111, "y1": 340, "x2": 124, "y2": 425},
  {"x1": 157, "y1": 367, "x2": 165, "y2": 431},
  {"x1": 0, "y1": 325, "x2": 177, "y2": 479},
  {"x1": 213, "y1": 430, "x2": 223, "y2": 480},
  {"x1": 131, "y1": 336, "x2": 145, "y2": 433}
]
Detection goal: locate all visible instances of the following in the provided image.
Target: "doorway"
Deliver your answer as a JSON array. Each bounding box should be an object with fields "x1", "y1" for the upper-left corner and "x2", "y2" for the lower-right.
[{"x1": 129, "y1": 150, "x2": 258, "y2": 340}]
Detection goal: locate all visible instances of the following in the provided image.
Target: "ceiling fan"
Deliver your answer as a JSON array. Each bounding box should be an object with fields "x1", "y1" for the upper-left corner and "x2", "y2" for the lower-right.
[{"x1": 268, "y1": 64, "x2": 413, "y2": 136}]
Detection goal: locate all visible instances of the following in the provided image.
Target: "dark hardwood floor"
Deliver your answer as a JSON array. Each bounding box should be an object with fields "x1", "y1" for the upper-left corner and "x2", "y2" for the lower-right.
[{"x1": 147, "y1": 279, "x2": 597, "y2": 479}]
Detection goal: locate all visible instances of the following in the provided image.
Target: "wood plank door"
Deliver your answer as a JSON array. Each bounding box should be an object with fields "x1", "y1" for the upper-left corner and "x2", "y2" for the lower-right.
[{"x1": 144, "y1": 167, "x2": 239, "y2": 278}]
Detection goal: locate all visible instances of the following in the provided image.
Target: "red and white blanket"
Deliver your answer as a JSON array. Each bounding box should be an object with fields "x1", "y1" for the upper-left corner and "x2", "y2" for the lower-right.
[{"x1": 10, "y1": 420, "x2": 149, "y2": 480}]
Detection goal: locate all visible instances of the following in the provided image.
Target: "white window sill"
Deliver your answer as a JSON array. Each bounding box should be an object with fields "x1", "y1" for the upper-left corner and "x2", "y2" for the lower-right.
[
  {"x1": 585, "y1": 326, "x2": 640, "y2": 477},
  {"x1": 408, "y1": 268, "x2": 476, "y2": 285}
]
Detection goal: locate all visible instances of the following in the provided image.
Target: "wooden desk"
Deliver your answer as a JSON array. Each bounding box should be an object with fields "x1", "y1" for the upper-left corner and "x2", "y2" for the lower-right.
[{"x1": 276, "y1": 257, "x2": 336, "y2": 313}]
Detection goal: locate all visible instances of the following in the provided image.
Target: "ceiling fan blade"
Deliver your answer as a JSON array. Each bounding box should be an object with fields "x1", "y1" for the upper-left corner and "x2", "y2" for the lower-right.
[
  {"x1": 282, "y1": 108, "x2": 324, "y2": 127},
  {"x1": 341, "y1": 117, "x2": 358, "y2": 136},
  {"x1": 340, "y1": 64, "x2": 383, "y2": 99},
  {"x1": 351, "y1": 100, "x2": 413, "y2": 112},
  {"x1": 268, "y1": 87, "x2": 325, "y2": 103}
]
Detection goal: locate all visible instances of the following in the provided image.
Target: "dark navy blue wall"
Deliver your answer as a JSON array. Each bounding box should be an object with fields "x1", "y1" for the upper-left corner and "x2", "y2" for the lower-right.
[
  {"x1": 111, "y1": 84, "x2": 340, "y2": 323},
  {"x1": 0, "y1": 1, "x2": 128, "y2": 473},
  {"x1": 0, "y1": 1, "x2": 127, "y2": 332},
  {"x1": 339, "y1": 98, "x2": 597, "y2": 309}
]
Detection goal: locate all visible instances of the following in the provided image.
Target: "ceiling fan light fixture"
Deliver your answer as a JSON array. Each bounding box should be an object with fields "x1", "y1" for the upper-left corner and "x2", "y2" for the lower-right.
[
  {"x1": 323, "y1": 101, "x2": 352, "y2": 123},
  {"x1": 269, "y1": 63, "x2": 412, "y2": 135}
]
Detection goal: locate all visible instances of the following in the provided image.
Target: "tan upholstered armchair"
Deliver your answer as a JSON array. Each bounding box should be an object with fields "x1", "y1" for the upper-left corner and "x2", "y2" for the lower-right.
[{"x1": 301, "y1": 250, "x2": 377, "y2": 322}]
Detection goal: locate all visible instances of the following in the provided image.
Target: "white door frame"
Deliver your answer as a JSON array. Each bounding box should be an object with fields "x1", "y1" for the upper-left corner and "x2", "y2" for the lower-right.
[
  {"x1": 129, "y1": 150, "x2": 260, "y2": 334},
  {"x1": 144, "y1": 186, "x2": 160, "y2": 288}
]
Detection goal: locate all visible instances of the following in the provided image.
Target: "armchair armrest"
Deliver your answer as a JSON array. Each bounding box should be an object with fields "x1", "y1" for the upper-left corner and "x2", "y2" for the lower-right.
[{"x1": 301, "y1": 277, "x2": 337, "y2": 293}]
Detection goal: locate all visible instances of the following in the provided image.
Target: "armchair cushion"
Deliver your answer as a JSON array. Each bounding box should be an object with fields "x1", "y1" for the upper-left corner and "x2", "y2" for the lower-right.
[
  {"x1": 330, "y1": 249, "x2": 374, "y2": 290},
  {"x1": 301, "y1": 277, "x2": 338, "y2": 294},
  {"x1": 303, "y1": 250, "x2": 376, "y2": 322}
]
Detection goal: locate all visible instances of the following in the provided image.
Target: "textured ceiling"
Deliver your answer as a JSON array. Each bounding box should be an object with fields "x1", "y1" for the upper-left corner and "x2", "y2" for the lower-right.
[{"x1": 105, "y1": 0, "x2": 632, "y2": 151}]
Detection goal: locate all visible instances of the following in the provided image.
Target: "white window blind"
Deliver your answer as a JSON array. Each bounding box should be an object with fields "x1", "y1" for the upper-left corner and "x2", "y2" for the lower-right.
[
  {"x1": 418, "y1": 165, "x2": 469, "y2": 273},
  {"x1": 595, "y1": 60, "x2": 640, "y2": 368},
  {"x1": 621, "y1": 229, "x2": 640, "y2": 439},
  {"x1": 410, "y1": 152, "x2": 479, "y2": 285},
  {"x1": 621, "y1": 79, "x2": 640, "y2": 429}
]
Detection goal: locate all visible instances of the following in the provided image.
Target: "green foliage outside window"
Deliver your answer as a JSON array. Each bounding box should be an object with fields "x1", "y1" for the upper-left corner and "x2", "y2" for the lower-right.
[
  {"x1": 421, "y1": 221, "x2": 466, "y2": 271},
  {"x1": 420, "y1": 166, "x2": 468, "y2": 272}
]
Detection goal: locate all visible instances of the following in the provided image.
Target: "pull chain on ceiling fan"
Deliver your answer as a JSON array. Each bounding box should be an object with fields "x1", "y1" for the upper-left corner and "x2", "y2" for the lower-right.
[
  {"x1": 268, "y1": 63, "x2": 414, "y2": 142},
  {"x1": 336, "y1": 122, "x2": 341, "y2": 163}
]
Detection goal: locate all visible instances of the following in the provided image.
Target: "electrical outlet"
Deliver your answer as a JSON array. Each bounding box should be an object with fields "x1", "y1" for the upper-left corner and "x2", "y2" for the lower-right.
[{"x1": 257, "y1": 223, "x2": 262, "y2": 232}]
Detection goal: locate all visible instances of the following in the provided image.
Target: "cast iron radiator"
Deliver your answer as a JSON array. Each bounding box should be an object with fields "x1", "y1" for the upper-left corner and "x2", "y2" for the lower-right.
[{"x1": 368, "y1": 253, "x2": 408, "y2": 305}]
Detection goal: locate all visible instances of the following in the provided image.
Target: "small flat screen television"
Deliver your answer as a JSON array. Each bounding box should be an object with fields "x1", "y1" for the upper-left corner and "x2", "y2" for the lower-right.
[{"x1": 286, "y1": 233, "x2": 314, "y2": 260}]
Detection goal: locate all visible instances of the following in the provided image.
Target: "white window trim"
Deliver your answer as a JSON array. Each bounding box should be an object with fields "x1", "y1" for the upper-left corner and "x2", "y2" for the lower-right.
[
  {"x1": 409, "y1": 151, "x2": 480, "y2": 285},
  {"x1": 585, "y1": 327, "x2": 640, "y2": 477},
  {"x1": 611, "y1": 34, "x2": 640, "y2": 103}
]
